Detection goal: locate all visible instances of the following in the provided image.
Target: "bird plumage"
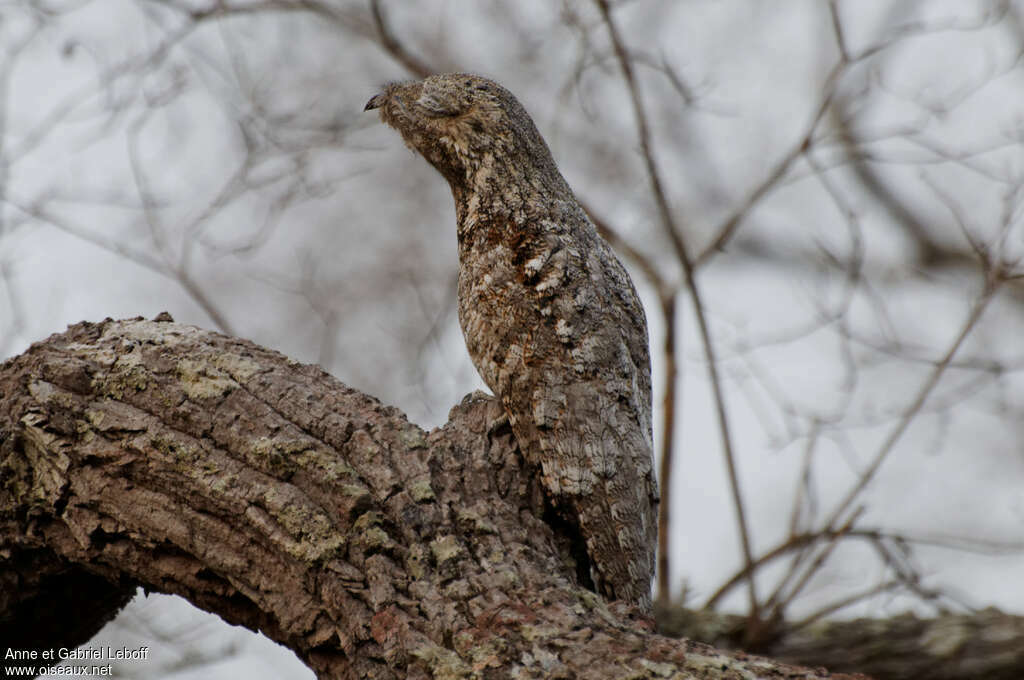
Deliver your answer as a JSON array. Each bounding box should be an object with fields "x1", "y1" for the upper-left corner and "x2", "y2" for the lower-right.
[{"x1": 367, "y1": 73, "x2": 657, "y2": 609}]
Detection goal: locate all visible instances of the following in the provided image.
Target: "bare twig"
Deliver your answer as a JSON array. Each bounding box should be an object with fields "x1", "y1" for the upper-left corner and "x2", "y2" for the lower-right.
[
  {"x1": 126, "y1": 118, "x2": 236, "y2": 335},
  {"x1": 369, "y1": 0, "x2": 432, "y2": 79},
  {"x1": 788, "y1": 421, "x2": 821, "y2": 537},
  {"x1": 705, "y1": 524, "x2": 1024, "y2": 610},
  {"x1": 822, "y1": 277, "x2": 998, "y2": 533},
  {"x1": 656, "y1": 291, "x2": 679, "y2": 605},
  {"x1": 585, "y1": 206, "x2": 667, "y2": 296},
  {"x1": 693, "y1": 14, "x2": 845, "y2": 269},
  {"x1": 594, "y1": 0, "x2": 757, "y2": 616},
  {"x1": 766, "y1": 507, "x2": 865, "y2": 622},
  {"x1": 786, "y1": 580, "x2": 901, "y2": 634}
]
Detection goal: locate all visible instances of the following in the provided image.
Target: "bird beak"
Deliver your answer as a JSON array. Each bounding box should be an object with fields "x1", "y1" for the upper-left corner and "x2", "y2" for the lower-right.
[{"x1": 364, "y1": 93, "x2": 386, "y2": 111}]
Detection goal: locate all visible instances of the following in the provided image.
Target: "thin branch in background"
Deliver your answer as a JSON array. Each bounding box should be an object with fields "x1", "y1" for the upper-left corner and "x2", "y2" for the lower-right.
[
  {"x1": 788, "y1": 421, "x2": 822, "y2": 537},
  {"x1": 821, "y1": 255, "x2": 1000, "y2": 534},
  {"x1": 0, "y1": 17, "x2": 39, "y2": 358},
  {"x1": 722, "y1": 357, "x2": 792, "y2": 447},
  {"x1": 9, "y1": 11, "x2": 205, "y2": 163},
  {"x1": 286, "y1": 250, "x2": 344, "y2": 370},
  {"x1": 694, "y1": 47, "x2": 848, "y2": 270},
  {"x1": 6, "y1": 197, "x2": 169, "y2": 274},
  {"x1": 786, "y1": 580, "x2": 902, "y2": 634},
  {"x1": 593, "y1": 0, "x2": 757, "y2": 616},
  {"x1": 833, "y1": 106, "x2": 952, "y2": 266},
  {"x1": 828, "y1": 0, "x2": 1020, "y2": 267},
  {"x1": 108, "y1": 595, "x2": 244, "y2": 679},
  {"x1": 0, "y1": 15, "x2": 39, "y2": 237},
  {"x1": 585, "y1": 206, "x2": 667, "y2": 297},
  {"x1": 369, "y1": 0, "x2": 432, "y2": 79},
  {"x1": 766, "y1": 507, "x2": 865, "y2": 624},
  {"x1": 921, "y1": 173, "x2": 991, "y2": 263},
  {"x1": 705, "y1": 522, "x2": 1024, "y2": 611},
  {"x1": 805, "y1": 150, "x2": 866, "y2": 313},
  {"x1": 127, "y1": 118, "x2": 236, "y2": 335},
  {"x1": 846, "y1": 1, "x2": 1010, "y2": 64},
  {"x1": 405, "y1": 269, "x2": 459, "y2": 367},
  {"x1": 863, "y1": 534, "x2": 956, "y2": 611},
  {"x1": 655, "y1": 291, "x2": 679, "y2": 604},
  {"x1": 0, "y1": 258, "x2": 26, "y2": 358},
  {"x1": 694, "y1": 0, "x2": 855, "y2": 269},
  {"x1": 695, "y1": 0, "x2": 1008, "y2": 270},
  {"x1": 699, "y1": 3, "x2": 1010, "y2": 621}
]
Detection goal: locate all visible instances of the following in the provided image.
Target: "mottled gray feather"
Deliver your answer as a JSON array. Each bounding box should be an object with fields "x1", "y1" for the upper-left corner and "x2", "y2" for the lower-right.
[{"x1": 367, "y1": 73, "x2": 658, "y2": 609}]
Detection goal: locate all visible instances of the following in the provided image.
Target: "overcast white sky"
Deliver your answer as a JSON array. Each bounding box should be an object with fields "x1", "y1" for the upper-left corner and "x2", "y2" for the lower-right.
[{"x1": 4, "y1": 1, "x2": 1024, "y2": 677}]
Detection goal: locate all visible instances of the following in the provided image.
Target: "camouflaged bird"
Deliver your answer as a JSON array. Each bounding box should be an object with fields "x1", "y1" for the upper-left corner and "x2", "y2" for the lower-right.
[{"x1": 366, "y1": 73, "x2": 657, "y2": 609}]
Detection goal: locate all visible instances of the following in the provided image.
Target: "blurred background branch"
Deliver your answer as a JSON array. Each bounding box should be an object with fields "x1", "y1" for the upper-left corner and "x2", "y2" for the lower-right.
[{"x1": 3, "y1": 1, "x2": 1024, "y2": 678}]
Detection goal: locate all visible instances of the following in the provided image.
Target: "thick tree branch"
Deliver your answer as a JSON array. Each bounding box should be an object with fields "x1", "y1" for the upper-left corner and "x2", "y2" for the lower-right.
[
  {"x1": 658, "y1": 604, "x2": 1024, "y2": 680},
  {"x1": 0, "y1": 317, "x2": 853, "y2": 679}
]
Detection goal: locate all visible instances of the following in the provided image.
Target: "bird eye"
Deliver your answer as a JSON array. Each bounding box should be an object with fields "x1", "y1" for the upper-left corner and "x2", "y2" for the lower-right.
[{"x1": 417, "y1": 91, "x2": 460, "y2": 117}]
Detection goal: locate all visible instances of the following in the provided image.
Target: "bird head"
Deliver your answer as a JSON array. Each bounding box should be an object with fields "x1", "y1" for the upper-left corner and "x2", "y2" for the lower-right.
[{"x1": 366, "y1": 73, "x2": 559, "y2": 192}]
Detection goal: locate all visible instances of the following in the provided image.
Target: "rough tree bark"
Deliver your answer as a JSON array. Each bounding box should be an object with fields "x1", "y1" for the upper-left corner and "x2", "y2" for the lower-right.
[{"x1": 0, "y1": 316, "x2": 862, "y2": 679}]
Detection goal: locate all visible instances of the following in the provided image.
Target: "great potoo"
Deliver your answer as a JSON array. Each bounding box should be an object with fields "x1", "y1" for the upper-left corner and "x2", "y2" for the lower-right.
[{"x1": 366, "y1": 74, "x2": 658, "y2": 609}]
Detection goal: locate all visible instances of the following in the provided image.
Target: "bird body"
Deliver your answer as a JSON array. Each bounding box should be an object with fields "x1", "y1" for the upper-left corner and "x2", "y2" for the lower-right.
[{"x1": 367, "y1": 74, "x2": 657, "y2": 609}]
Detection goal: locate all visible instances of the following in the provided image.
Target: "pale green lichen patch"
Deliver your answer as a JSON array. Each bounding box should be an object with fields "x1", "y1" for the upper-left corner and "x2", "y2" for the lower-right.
[
  {"x1": 74, "y1": 420, "x2": 95, "y2": 440},
  {"x1": 486, "y1": 566, "x2": 519, "y2": 590},
  {"x1": 456, "y1": 635, "x2": 507, "y2": 673},
  {"x1": 349, "y1": 429, "x2": 385, "y2": 460},
  {"x1": 452, "y1": 630, "x2": 477, "y2": 656},
  {"x1": 353, "y1": 510, "x2": 385, "y2": 533},
  {"x1": 405, "y1": 544, "x2": 428, "y2": 580},
  {"x1": 263, "y1": 487, "x2": 324, "y2": 535},
  {"x1": 176, "y1": 358, "x2": 238, "y2": 400},
  {"x1": 27, "y1": 380, "x2": 83, "y2": 412},
  {"x1": 398, "y1": 426, "x2": 428, "y2": 450},
  {"x1": 922, "y1": 616, "x2": 969, "y2": 657},
  {"x1": 573, "y1": 589, "x2": 602, "y2": 613},
  {"x1": 104, "y1": 318, "x2": 195, "y2": 346},
  {"x1": 249, "y1": 437, "x2": 315, "y2": 477},
  {"x1": 338, "y1": 483, "x2": 373, "y2": 504},
  {"x1": 526, "y1": 645, "x2": 562, "y2": 674},
  {"x1": 259, "y1": 487, "x2": 345, "y2": 561},
  {"x1": 357, "y1": 526, "x2": 392, "y2": 552},
  {"x1": 685, "y1": 652, "x2": 758, "y2": 680},
  {"x1": 296, "y1": 530, "x2": 346, "y2": 562},
  {"x1": 519, "y1": 624, "x2": 562, "y2": 643},
  {"x1": 456, "y1": 507, "x2": 496, "y2": 534},
  {"x1": 409, "y1": 479, "x2": 436, "y2": 503},
  {"x1": 410, "y1": 642, "x2": 473, "y2": 679},
  {"x1": 637, "y1": 659, "x2": 677, "y2": 677},
  {"x1": 208, "y1": 471, "x2": 239, "y2": 495},
  {"x1": 295, "y1": 448, "x2": 359, "y2": 482},
  {"x1": 99, "y1": 351, "x2": 150, "y2": 397},
  {"x1": 430, "y1": 535, "x2": 464, "y2": 565},
  {"x1": 351, "y1": 511, "x2": 396, "y2": 555},
  {"x1": 65, "y1": 345, "x2": 118, "y2": 366},
  {"x1": 84, "y1": 409, "x2": 105, "y2": 428},
  {"x1": 150, "y1": 436, "x2": 211, "y2": 476},
  {"x1": 214, "y1": 352, "x2": 264, "y2": 381}
]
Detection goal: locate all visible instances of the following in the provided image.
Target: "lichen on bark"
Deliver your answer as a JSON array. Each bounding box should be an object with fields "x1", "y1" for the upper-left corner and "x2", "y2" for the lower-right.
[{"x1": 0, "y1": 317, "x2": 858, "y2": 679}]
